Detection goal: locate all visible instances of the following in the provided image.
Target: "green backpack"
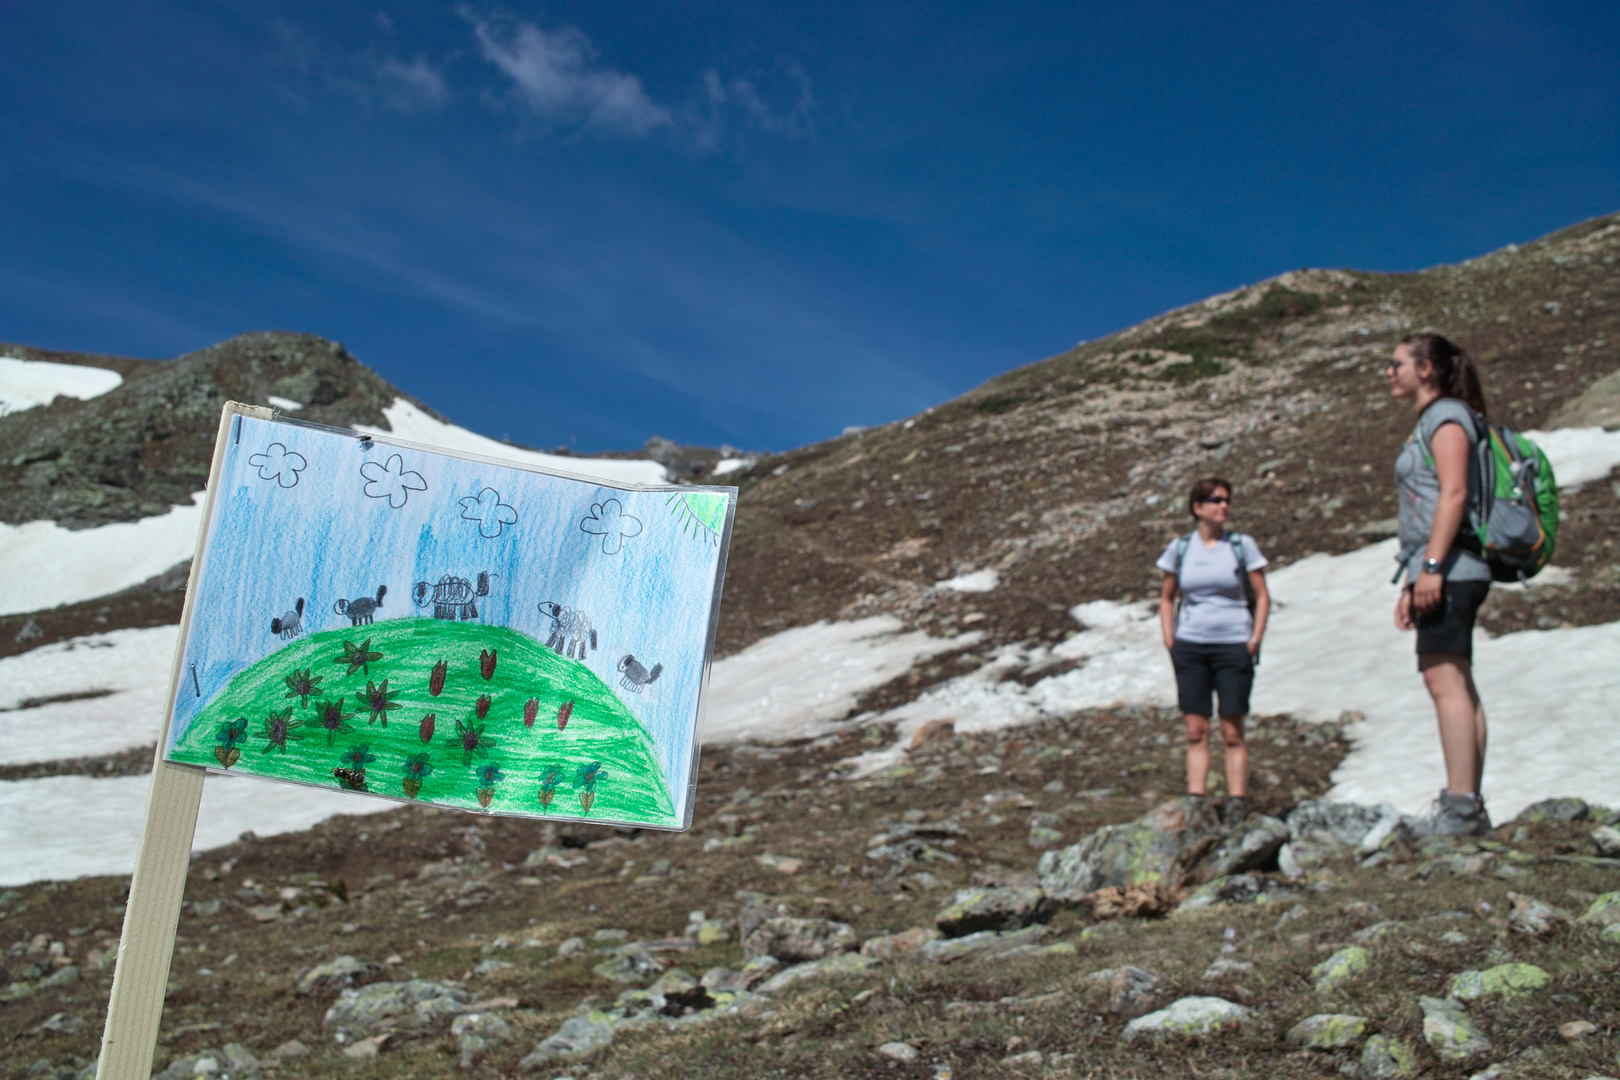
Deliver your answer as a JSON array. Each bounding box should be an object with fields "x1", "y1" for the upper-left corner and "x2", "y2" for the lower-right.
[{"x1": 1420, "y1": 413, "x2": 1560, "y2": 583}]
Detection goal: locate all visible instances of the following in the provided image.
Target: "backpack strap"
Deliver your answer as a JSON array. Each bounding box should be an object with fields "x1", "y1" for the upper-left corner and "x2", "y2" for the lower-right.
[
  {"x1": 1173, "y1": 533, "x2": 1193, "y2": 580},
  {"x1": 1227, "y1": 531, "x2": 1247, "y2": 574}
]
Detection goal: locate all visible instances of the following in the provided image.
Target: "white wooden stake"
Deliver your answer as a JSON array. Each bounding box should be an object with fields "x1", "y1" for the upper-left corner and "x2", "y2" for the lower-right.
[{"x1": 96, "y1": 403, "x2": 273, "y2": 1080}]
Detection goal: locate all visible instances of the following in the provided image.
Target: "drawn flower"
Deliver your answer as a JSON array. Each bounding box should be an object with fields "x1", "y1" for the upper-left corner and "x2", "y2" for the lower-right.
[
  {"x1": 401, "y1": 753, "x2": 433, "y2": 799},
  {"x1": 575, "y1": 760, "x2": 604, "y2": 813},
  {"x1": 458, "y1": 487, "x2": 518, "y2": 538},
  {"x1": 255, "y1": 709, "x2": 304, "y2": 753},
  {"x1": 248, "y1": 442, "x2": 307, "y2": 488},
  {"x1": 357, "y1": 679, "x2": 399, "y2": 726},
  {"x1": 475, "y1": 763, "x2": 503, "y2": 809},
  {"x1": 359, "y1": 453, "x2": 427, "y2": 509},
  {"x1": 214, "y1": 717, "x2": 248, "y2": 768},
  {"x1": 448, "y1": 717, "x2": 493, "y2": 765},
  {"x1": 479, "y1": 648, "x2": 497, "y2": 680},
  {"x1": 523, "y1": 697, "x2": 539, "y2": 728},
  {"x1": 334, "y1": 639, "x2": 383, "y2": 677},
  {"x1": 475, "y1": 694, "x2": 491, "y2": 720},
  {"x1": 579, "y1": 498, "x2": 643, "y2": 555},
  {"x1": 557, "y1": 700, "x2": 574, "y2": 731},
  {"x1": 419, "y1": 713, "x2": 436, "y2": 743},
  {"x1": 342, "y1": 744, "x2": 377, "y2": 770},
  {"x1": 537, "y1": 767, "x2": 562, "y2": 808},
  {"x1": 667, "y1": 490, "x2": 727, "y2": 547},
  {"x1": 315, "y1": 699, "x2": 355, "y2": 745},
  {"x1": 283, "y1": 668, "x2": 322, "y2": 708},
  {"x1": 429, "y1": 660, "x2": 448, "y2": 697}
]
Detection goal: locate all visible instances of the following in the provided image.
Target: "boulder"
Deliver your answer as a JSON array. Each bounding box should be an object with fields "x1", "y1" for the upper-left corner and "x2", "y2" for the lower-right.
[
  {"x1": 1107, "y1": 966, "x2": 1163, "y2": 1018},
  {"x1": 1286, "y1": 1013, "x2": 1370, "y2": 1049},
  {"x1": 1447, "y1": 963, "x2": 1550, "y2": 1001},
  {"x1": 860, "y1": 927, "x2": 942, "y2": 959},
  {"x1": 1204, "y1": 816, "x2": 1289, "y2": 878},
  {"x1": 451, "y1": 1011, "x2": 512, "y2": 1069},
  {"x1": 1287, "y1": 800, "x2": 1387, "y2": 847},
  {"x1": 1038, "y1": 800, "x2": 1218, "y2": 904},
  {"x1": 915, "y1": 926, "x2": 1047, "y2": 964},
  {"x1": 935, "y1": 887, "x2": 1048, "y2": 937},
  {"x1": 742, "y1": 917, "x2": 856, "y2": 963},
  {"x1": 1420, "y1": 996, "x2": 1492, "y2": 1060},
  {"x1": 323, "y1": 979, "x2": 475, "y2": 1039},
  {"x1": 1310, "y1": 946, "x2": 1370, "y2": 994},
  {"x1": 1592, "y1": 825, "x2": 1620, "y2": 857},
  {"x1": 1578, "y1": 891, "x2": 1620, "y2": 927},
  {"x1": 1122, "y1": 996, "x2": 1253, "y2": 1041},
  {"x1": 1359, "y1": 1034, "x2": 1419, "y2": 1078},
  {"x1": 1511, "y1": 797, "x2": 1588, "y2": 825}
]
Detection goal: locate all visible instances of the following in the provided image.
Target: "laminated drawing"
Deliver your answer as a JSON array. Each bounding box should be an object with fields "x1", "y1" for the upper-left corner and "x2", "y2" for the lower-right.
[{"x1": 162, "y1": 411, "x2": 735, "y2": 830}]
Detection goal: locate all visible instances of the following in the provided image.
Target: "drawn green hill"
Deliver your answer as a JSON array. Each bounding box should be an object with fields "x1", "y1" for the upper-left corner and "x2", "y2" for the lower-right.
[{"x1": 169, "y1": 619, "x2": 676, "y2": 827}]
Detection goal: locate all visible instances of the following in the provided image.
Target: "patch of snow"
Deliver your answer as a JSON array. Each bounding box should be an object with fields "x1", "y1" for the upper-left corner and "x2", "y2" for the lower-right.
[
  {"x1": 701, "y1": 617, "x2": 980, "y2": 744},
  {"x1": 266, "y1": 394, "x2": 304, "y2": 411},
  {"x1": 0, "y1": 772, "x2": 398, "y2": 886},
  {"x1": 0, "y1": 356, "x2": 122, "y2": 417},
  {"x1": 712, "y1": 458, "x2": 755, "y2": 476},
  {"x1": 935, "y1": 569, "x2": 999, "y2": 593},
  {"x1": 0, "y1": 627, "x2": 178, "y2": 765},
  {"x1": 0, "y1": 492, "x2": 205, "y2": 616},
  {"x1": 1525, "y1": 426, "x2": 1620, "y2": 489},
  {"x1": 355, "y1": 399, "x2": 668, "y2": 487}
]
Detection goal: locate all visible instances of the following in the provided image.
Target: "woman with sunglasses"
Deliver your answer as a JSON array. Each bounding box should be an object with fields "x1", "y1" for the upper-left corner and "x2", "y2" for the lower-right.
[
  {"x1": 1388, "y1": 332, "x2": 1493, "y2": 836},
  {"x1": 1157, "y1": 477, "x2": 1271, "y2": 829}
]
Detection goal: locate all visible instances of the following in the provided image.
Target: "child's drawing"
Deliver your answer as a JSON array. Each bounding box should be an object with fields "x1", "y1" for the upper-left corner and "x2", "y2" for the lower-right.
[
  {"x1": 580, "y1": 498, "x2": 642, "y2": 554},
  {"x1": 459, "y1": 487, "x2": 518, "y2": 538},
  {"x1": 360, "y1": 453, "x2": 427, "y2": 508},
  {"x1": 538, "y1": 601, "x2": 597, "y2": 659},
  {"x1": 162, "y1": 410, "x2": 735, "y2": 830},
  {"x1": 249, "y1": 443, "x2": 306, "y2": 488}
]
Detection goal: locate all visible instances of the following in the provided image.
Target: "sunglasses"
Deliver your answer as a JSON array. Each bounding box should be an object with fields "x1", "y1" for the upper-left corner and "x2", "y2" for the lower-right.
[
  {"x1": 1386, "y1": 357, "x2": 1407, "y2": 372},
  {"x1": 1201, "y1": 496, "x2": 1230, "y2": 505}
]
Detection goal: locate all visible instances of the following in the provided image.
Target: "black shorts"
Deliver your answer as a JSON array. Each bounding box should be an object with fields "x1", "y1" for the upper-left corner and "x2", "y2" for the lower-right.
[
  {"x1": 1412, "y1": 579, "x2": 1490, "y2": 662},
  {"x1": 1170, "y1": 641, "x2": 1254, "y2": 718}
]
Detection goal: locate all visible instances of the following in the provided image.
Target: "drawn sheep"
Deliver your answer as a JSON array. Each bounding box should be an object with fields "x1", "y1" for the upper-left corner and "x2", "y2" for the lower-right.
[
  {"x1": 617, "y1": 654, "x2": 663, "y2": 694},
  {"x1": 270, "y1": 597, "x2": 305, "y2": 640},
  {"x1": 334, "y1": 585, "x2": 387, "y2": 627},
  {"x1": 538, "y1": 601, "x2": 597, "y2": 660}
]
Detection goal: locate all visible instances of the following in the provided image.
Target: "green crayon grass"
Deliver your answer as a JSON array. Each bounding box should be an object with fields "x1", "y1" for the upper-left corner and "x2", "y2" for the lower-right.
[{"x1": 169, "y1": 619, "x2": 676, "y2": 826}]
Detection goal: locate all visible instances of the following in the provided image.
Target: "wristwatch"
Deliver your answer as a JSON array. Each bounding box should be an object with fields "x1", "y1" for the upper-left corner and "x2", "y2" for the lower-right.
[{"x1": 1421, "y1": 557, "x2": 1442, "y2": 575}]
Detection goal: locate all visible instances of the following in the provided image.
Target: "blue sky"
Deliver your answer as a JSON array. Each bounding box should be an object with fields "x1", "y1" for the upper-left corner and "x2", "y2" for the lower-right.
[{"x1": 2, "y1": 2, "x2": 1616, "y2": 452}]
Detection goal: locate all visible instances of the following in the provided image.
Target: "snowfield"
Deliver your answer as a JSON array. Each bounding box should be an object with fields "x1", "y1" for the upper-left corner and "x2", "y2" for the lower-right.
[{"x1": 0, "y1": 356, "x2": 123, "y2": 417}]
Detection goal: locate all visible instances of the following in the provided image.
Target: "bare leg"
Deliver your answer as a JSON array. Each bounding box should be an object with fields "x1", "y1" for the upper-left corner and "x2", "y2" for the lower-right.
[
  {"x1": 1420, "y1": 654, "x2": 1487, "y2": 795},
  {"x1": 1219, "y1": 715, "x2": 1248, "y2": 797},
  {"x1": 1184, "y1": 714, "x2": 1212, "y2": 794}
]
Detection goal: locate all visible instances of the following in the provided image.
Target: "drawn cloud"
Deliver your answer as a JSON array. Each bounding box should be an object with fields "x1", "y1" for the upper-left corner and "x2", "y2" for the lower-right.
[
  {"x1": 580, "y1": 498, "x2": 643, "y2": 555},
  {"x1": 248, "y1": 442, "x2": 307, "y2": 488},
  {"x1": 360, "y1": 453, "x2": 428, "y2": 509},
  {"x1": 459, "y1": 487, "x2": 519, "y2": 538}
]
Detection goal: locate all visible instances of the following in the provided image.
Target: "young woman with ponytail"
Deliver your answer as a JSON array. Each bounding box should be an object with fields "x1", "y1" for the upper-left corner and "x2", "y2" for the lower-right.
[{"x1": 1387, "y1": 332, "x2": 1492, "y2": 836}]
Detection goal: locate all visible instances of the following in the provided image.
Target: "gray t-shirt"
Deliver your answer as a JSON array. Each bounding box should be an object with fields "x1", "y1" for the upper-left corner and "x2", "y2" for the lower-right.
[
  {"x1": 1156, "y1": 531, "x2": 1268, "y2": 644},
  {"x1": 1394, "y1": 398, "x2": 1492, "y2": 586}
]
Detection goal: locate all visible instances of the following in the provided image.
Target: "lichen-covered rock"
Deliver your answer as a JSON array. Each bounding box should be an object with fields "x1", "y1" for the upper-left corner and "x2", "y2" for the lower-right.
[
  {"x1": 1205, "y1": 816, "x2": 1289, "y2": 877},
  {"x1": 1577, "y1": 891, "x2": 1620, "y2": 927},
  {"x1": 1028, "y1": 813, "x2": 1066, "y2": 850},
  {"x1": 1512, "y1": 797, "x2": 1588, "y2": 825},
  {"x1": 1038, "y1": 800, "x2": 1217, "y2": 903},
  {"x1": 1351, "y1": 920, "x2": 1410, "y2": 943},
  {"x1": 1360, "y1": 1034, "x2": 1419, "y2": 1078},
  {"x1": 1420, "y1": 996, "x2": 1492, "y2": 1060},
  {"x1": 295, "y1": 955, "x2": 383, "y2": 996},
  {"x1": 323, "y1": 979, "x2": 475, "y2": 1038},
  {"x1": 1447, "y1": 963, "x2": 1550, "y2": 1001},
  {"x1": 916, "y1": 925, "x2": 1048, "y2": 964},
  {"x1": 1286, "y1": 1013, "x2": 1370, "y2": 1049},
  {"x1": 742, "y1": 917, "x2": 856, "y2": 963},
  {"x1": 1107, "y1": 966, "x2": 1163, "y2": 1018},
  {"x1": 451, "y1": 1011, "x2": 512, "y2": 1069},
  {"x1": 756, "y1": 952, "x2": 876, "y2": 993},
  {"x1": 1122, "y1": 996, "x2": 1253, "y2": 1041},
  {"x1": 518, "y1": 1011, "x2": 621, "y2": 1069},
  {"x1": 1591, "y1": 824, "x2": 1620, "y2": 857},
  {"x1": 935, "y1": 886, "x2": 1048, "y2": 937},
  {"x1": 1310, "y1": 946, "x2": 1370, "y2": 993},
  {"x1": 1287, "y1": 800, "x2": 1387, "y2": 847},
  {"x1": 860, "y1": 926, "x2": 942, "y2": 959},
  {"x1": 592, "y1": 949, "x2": 666, "y2": 983},
  {"x1": 1176, "y1": 873, "x2": 1293, "y2": 911}
]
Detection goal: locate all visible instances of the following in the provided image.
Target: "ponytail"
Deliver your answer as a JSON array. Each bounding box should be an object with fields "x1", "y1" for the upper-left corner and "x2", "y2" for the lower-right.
[{"x1": 1400, "y1": 332, "x2": 1488, "y2": 417}]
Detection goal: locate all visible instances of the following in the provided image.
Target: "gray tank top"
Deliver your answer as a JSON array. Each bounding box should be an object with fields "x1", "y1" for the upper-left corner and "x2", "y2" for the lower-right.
[{"x1": 1393, "y1": 398, "x2": 1491, "y2": 586}]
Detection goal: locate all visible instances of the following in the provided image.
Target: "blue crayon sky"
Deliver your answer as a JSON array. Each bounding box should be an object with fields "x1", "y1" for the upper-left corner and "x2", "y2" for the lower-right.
[{"x1": 2, "y1": 2, "x2": 1617, "y2": 452}]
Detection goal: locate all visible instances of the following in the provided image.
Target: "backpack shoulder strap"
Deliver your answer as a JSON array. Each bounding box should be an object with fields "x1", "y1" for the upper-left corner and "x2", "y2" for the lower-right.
[
  {"x1": 1227, "y1": 531, "x2": 1247, "y2": 574},
  {"x1": 1173, "y1": 532, "x2": 1192, "y2": 576}
]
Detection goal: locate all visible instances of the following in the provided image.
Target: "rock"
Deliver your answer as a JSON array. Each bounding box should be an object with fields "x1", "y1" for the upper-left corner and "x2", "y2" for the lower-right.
[
  {"x1": 296, "y1": 955, "x2": 383, "y2": 995},
  {"x1": 1310, "y1": 946, "x2": 1370, "y2": 993},
  {"x1": 1360, "y1": 1034, "x2": 1419, "y2": 1078},
  {"x1": 742, "y1": 917, "x2": 856, "y2": 963},
  {"x1": 1278, "y1": 843, "x2": 1304, "y2": 879},
  {"x1": 1287, "y1": 800, "x2": 1387, "y2": 847},
  {"x1": 861, "y1": 927, "x2": 942, "y2": 959},
  {"x1": 519, "y1": 1010, "x2": 619, "y2": 1069},
  {"x1": 1176, "y1": 873, "x2": 1293, "y2": 911},
  {"x1": 935, "y1": 887, "x2": 1048, "y2": 937},
  {"x1": 1038, "y1": 800, "x2": 1217, "y2": 904},
  {"x1": 1286, "y1": 1013, "x2": 1370, "y2": 1049},
  {"x1": 1603, "y1": 924, "x2": 1620, "y2": 944},
  {"x1": 555, "y1": 936, "x2": 586, "y2": 957},
  {"x1": 451, "y1": 1011, "x2": 512, "y2": 1069},
  {"x1": 755, "y1": 854, "x2": 804, "y2": 874},
  {"x1": 593, "y1": 949, "x2": 665, "y2": 983},
  {"x1": 1027, "y1": 812, "x2": 1065, "y2": 850},
  {"x1": 1108, "y1": 966, "x2": 1164, "y2": 1018},
  {"x1": 220, "y1": 1044, "x2": 258, "y2": 1072},
  {"x1": 247, "y1": 904, "x2": 283, "y2": 923},
  {"x1": 877, "y1": 1041, "x2": 919, "y2": 1061},
  {"x1": 908, "y1": 718, "x2": 955, "y2": 750},
  {"x1": 472, "y1": 958, "x2": 514, "y2": 976},
  {"x1": 272, "y1": 1040, "x2": 309, "y2": 1059},
  {"x1": 756, "y1": 952, "x2": 876, "y2": 993},
  {"x1": 916, "y1": 925, "x2": 1048, "y2": 964},
  {"x1": 1592, "y1": 825, "x2": 1620, "y2": 857},
  {"x1": 1507, "y1": 892, "x2": 1569, "y2": 936},
  {"x1": 1351, "y1": 921, "x2": 1410, "y2": 943},
  {"x1": 1577, "y1": 891, "x2": 1620, "y2": 927},
  {"x1": 342, "y1": 1035, "x2": 390, "y2": 1060},
  {"x1": 700, "y1": 955, "x2": 779, "y2": 993},
  {"x1": 1512, "y1": 797, "x2": 1588, "y2": 825},
  {"x1": 1560, "y1": 1019, "x2": 1598, "y2": 1039},
  {"x1": 1122, "y1": 996, "x2": 1253, "y2": 1041},
  {"x1": 648, "y1": 968, "x2": 699, "y2": 996},
  {"x1": 593, "y1": 928, "x2": 629, "y2": 942},
  {"x1": 37, "y1": 966, "x2": 78, "y2": 988},
  {"x1": 36, "y1": 1013, "x2": 88, "y2": 1035},
  {"x1": 1448, "y1": 963, "x2": 1551, "y2": 1001},
  {"x1": 1205, "y1": 816, "x2": 1289, "y2": 877},
  {"x1": 323, "y1": 979, "x2": 475, "y2": 1038},
  {"x1": 1087, "y1": 881, "x2": 1179, "y2": 918},
  {"x1": 1420, "y1": 996, "x2": 1492, "y2": 1060},
  {"x1": 1201, "y1": 958, "x2": 1253, "y2": 982}
]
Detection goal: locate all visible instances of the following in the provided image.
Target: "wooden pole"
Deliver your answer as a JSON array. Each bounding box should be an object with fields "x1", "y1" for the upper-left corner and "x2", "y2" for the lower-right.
[{"x1": 96, "y1": 403, "x2": 272, "y2": 1080}]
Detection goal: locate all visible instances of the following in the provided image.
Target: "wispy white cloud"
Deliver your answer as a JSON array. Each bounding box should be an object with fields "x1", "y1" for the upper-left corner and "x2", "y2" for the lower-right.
[
  {"x1": 697, "y1": 60, "x2": 815, "y2": 142},
  {"x1": 469, "y1": 17, "x2": 672, "y2": 135},
  {"x1": 372, "y1": 55, "x2": 449, "y2": 112}
]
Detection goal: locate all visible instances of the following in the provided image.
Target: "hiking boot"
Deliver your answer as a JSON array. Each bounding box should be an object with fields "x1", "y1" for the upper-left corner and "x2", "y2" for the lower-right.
[
  {"x1": 1183, "y1": 794, "x2": 1212, "y2": 826},
  {"x1": 1412, "y1": 790, "x2": 1492, "y2": 838},
  {"x1": 1221, "y1": 796, "x2": 1250, "y2": 830}
]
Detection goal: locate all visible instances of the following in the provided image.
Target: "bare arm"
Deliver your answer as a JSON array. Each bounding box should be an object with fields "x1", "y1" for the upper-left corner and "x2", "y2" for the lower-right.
[
  {"x1": 1247, "y1": 569, "x2": 1270, "y2": 655},
  {"x1": 1415, "y1": 422, "x2": 1471, "y2": 613},
  {"x1": 1159, "y1": 572, "x2": 1178, "y2": 650}
]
